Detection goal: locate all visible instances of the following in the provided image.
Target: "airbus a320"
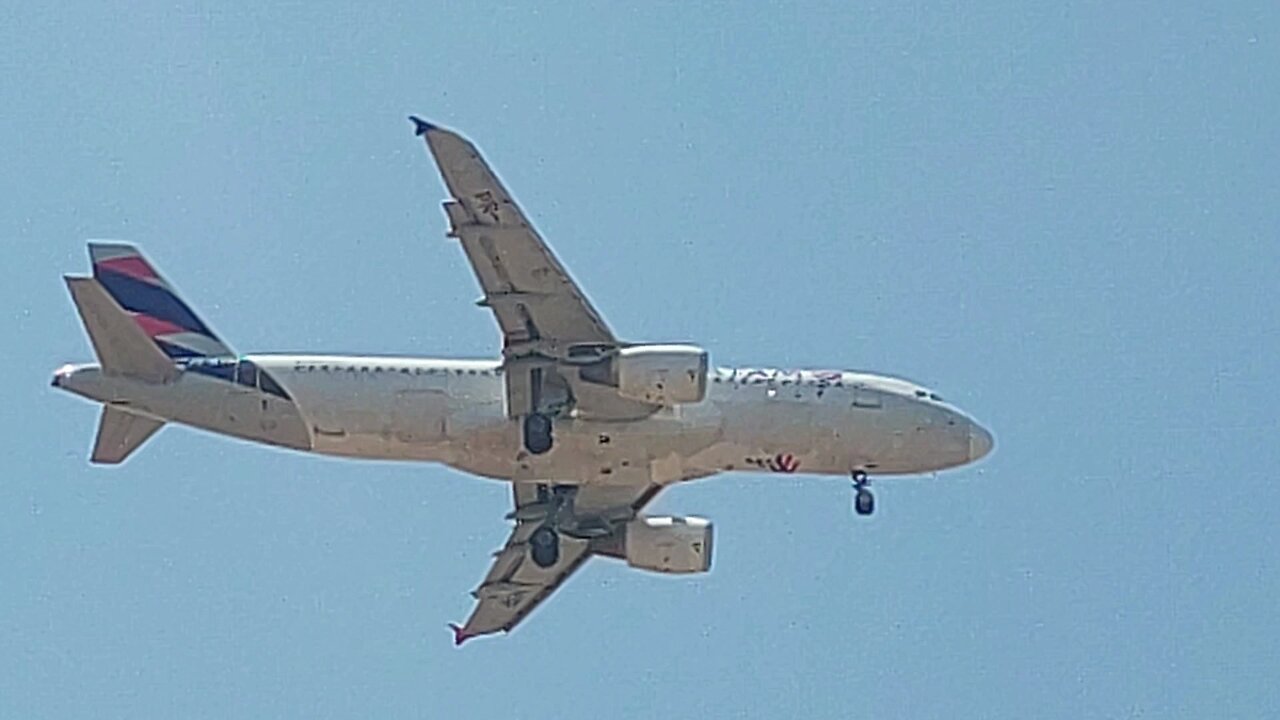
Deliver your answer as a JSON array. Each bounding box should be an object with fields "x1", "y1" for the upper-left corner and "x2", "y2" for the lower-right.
[{"x1": 51, "y1": 117, "x2": 994, "y2": 644}]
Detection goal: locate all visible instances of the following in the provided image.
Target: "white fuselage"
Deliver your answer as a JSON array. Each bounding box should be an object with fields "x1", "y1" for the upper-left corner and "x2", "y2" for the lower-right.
[{"x1": 54, "y1": 354, "x2": 992, "y2": 487}]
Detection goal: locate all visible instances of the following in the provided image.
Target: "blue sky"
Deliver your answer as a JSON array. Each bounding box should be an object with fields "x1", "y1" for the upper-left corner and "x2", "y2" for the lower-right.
[{"x1": 3, "y1": 3, "x2": 1278, "y2": 718}]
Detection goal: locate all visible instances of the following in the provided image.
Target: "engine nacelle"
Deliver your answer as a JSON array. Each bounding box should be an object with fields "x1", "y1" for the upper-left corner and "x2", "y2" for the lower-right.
[
  {"x1": 615, "y1": 344, "x2": 708, "y2": 405},
  {"x1": 624, "y1": 515, "x2": 713, "y2": 574}
]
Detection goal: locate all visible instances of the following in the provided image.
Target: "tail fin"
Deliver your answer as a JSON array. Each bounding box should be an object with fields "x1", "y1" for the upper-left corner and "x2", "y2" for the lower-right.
[
  {"x1": 87, "y1": 242, "x2": 234, "y2": 359},
  {"x1": 92, "y1": 406, "x2": 165, "y2": 464}
]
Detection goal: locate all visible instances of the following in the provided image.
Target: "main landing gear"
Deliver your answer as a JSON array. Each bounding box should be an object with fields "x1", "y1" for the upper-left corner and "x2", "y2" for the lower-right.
[
  {"x1": 529, "y1": 525, "x2": 560, "y2": 568},
  {"x1": 523, "y1": 412, "x2": 554, "y2": 455},
  {"x1": 527, "y1": 485, "x2": 576, "y2": 569},
  {"x1": 852, "y1": 470, "x2": 875, "y2": 517}
]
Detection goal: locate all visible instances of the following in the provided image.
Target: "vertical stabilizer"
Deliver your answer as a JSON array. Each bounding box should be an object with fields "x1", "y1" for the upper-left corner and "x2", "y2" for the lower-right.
[
  {"x1": 88, "y1": 242, "x2": 234, "y2": 359},
  {"x1": 92, "y1": 406, "x2": 164, "y2": 464}
]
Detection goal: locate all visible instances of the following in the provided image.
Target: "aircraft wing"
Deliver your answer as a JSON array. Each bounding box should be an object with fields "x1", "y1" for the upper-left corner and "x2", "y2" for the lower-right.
[
  {"x1": 450, "y1": 482, "x2": 662, "y2": 645},
  {"x1": 412, "y1": 118, "x2": 617, "y2": 357}
]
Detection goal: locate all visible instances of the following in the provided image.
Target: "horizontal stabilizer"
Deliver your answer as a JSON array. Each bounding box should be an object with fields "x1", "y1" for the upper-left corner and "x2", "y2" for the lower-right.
[
  {"x1": 65, "y1": 277, "x2": 177, "y2": 383},
  {"x1": 92, "y1": 406, "x2": 164, "y2": 464}
]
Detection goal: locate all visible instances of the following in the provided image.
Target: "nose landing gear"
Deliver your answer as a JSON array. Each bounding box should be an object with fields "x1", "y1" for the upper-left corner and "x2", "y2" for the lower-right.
[
  {"x1": 526, "y1": 484, "x2": 577, "y2": 568},
  {"x1": 852, "y1": 470, "x2": 875, "y2": 517}
]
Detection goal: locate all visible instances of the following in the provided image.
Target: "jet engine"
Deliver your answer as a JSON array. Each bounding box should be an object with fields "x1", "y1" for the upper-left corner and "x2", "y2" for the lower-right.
[
  {"x1": 623, "y1": 515, "x2": 713, "y2": 574},
  {"x1": 614, "y1": 344, "x2": 708, "y2": 405}
]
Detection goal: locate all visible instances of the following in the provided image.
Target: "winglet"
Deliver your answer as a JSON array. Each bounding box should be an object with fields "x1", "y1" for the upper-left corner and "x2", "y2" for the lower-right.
[
  {"x1": 448, "y1": 623, "x2": 473, "y2": 647},
  {"x1": 409, "y1": 115, "x2": 437, "y2": 136}
]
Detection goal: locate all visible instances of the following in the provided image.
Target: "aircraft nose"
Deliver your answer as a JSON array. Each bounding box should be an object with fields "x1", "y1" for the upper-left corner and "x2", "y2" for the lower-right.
[{"x1": 968, "y1": 423, "x2": 994, "y2": 462}]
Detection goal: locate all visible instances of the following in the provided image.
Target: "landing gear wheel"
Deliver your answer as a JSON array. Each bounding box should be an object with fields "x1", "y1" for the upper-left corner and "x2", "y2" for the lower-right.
[
  {"x1": 523, "y1": 413, "x2": 554, "y2": 455},
  {"x1": 851, "y1": 470, "x2": 874, "y2": 517},
  {"x1": 529, "y1": 525, "x2": 560, "y2": 568},
  {"x1": 854, "y1": 489, "x2": 875, "y2": 516}
]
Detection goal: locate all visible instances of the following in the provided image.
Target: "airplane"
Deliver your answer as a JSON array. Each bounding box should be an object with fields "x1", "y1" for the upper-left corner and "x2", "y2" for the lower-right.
[{"x1": 51, "y1": 117, "x2": 994, "y2": 645}]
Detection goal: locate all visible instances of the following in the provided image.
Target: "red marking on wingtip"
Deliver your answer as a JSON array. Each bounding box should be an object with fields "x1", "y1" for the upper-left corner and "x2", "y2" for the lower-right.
[{"x1": 449, "y1": 623, "x2": 471, "y2": 646}]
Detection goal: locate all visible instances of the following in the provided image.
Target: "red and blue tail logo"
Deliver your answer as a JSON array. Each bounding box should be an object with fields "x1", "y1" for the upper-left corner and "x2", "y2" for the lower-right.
[{"x1": 89, "y1": 243, "x2": 234, "y2": 359}]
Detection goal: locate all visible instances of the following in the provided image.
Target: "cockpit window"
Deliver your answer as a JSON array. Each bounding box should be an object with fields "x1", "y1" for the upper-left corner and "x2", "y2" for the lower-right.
[
  {"x1": 915, "y1": 390, "x2": 927, "y2": 398},
  {"x1": 929, "y1": 393, "x2": 944, "y2": 402}
]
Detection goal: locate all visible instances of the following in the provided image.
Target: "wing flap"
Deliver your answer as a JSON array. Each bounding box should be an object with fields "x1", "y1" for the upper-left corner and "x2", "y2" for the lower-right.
[
  {"x1": 457, "y1": 534, "x2": 593, "y2": 642},
  {"x1": 413, "y1": 119, "x2": 670, "y2": 420}
]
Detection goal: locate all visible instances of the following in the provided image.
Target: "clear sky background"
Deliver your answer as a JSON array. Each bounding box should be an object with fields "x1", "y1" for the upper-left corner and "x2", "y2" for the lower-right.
[{"x1": 2, "y1": 3, "x2": 1278, "y2": 718}]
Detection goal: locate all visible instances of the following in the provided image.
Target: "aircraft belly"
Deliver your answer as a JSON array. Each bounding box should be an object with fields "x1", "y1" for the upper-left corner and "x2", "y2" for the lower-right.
[
  {"x1": 300, "y1": 404, "x2": 455, "y2": 463},
  {"x1": 438, "y1": 409, "x2": 723, "y2": 484},
  {"x1": 283, "y1": 377, "x2": 487, "y2": 464},
  {"x1": 392, "y1": 389, "x2": 448, "y2": 443},
  {"x1": 705, "y1": 395, "x2": 826, "y2": 472}
]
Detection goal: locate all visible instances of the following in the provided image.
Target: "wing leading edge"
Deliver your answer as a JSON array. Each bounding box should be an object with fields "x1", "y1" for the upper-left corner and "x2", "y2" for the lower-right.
[
  {"x1": 411, "y1": 117, "x2": 665, "y2": 422},
  {"x1": 411, "y1": 117, "x2": 616, "y2": 357}
]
